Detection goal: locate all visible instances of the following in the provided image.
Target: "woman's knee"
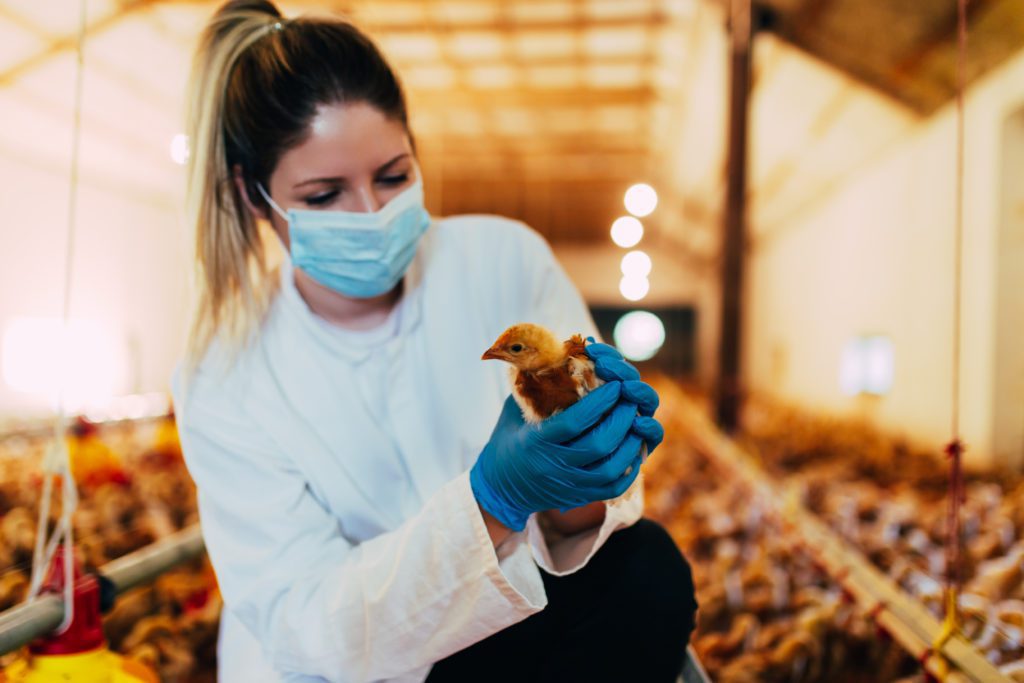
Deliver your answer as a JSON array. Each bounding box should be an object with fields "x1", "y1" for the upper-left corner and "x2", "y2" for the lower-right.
[{"x1": 600, "y1": 519, "x2": 698, "y2": 633}]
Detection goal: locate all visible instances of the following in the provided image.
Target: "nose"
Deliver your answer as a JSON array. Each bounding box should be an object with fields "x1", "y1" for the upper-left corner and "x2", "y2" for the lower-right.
[{"x1": 350, "y1": 185, "x2": 381, "y2": 214}]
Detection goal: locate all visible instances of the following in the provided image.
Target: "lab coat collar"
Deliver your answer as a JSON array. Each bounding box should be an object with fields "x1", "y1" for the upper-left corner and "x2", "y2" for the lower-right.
[
  {"x1": 251, "y1": 229, "x2": 435, "y2": 531},
  {"x1": 276, "y1": 227, "x2": 431, "y2": 364}
]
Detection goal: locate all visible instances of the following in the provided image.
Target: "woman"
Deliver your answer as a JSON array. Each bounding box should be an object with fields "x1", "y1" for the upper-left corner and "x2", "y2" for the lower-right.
[{"x1": 172, "y1": 1, "x2": 697, "y2": 681}]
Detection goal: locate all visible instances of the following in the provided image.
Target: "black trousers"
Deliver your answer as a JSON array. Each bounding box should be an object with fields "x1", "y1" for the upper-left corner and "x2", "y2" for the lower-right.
[{"x1": 425, "y1": 519, "x2": 698, "y2": 683}]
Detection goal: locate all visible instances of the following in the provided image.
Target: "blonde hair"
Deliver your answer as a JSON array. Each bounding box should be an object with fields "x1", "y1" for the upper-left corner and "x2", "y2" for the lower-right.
[
  {"x1": 183, "y1": 4, "x2": 281, "y2": 369},
  {"x1": 182, "y1": 1, "x2": 409, "y2": 370}
]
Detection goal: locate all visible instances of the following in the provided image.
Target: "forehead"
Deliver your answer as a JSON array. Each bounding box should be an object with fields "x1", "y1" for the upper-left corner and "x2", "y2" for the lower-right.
[{"x1": 273, "y1": 101, "x2": 411, "y2": 183}]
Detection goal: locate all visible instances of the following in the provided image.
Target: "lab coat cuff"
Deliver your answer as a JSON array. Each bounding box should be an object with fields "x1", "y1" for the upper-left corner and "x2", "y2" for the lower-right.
[
  {"x1": 526, "y1": 476, "x2": 645, "y2": 576},
  {"x1": 457, "y1": 472, "x2": 547, "y2": 613}
]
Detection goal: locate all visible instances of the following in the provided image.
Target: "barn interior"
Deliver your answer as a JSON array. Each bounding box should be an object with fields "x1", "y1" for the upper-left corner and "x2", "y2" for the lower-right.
[{"x1": 0, "y1": 0, "x2": 1022, "y2": 680}]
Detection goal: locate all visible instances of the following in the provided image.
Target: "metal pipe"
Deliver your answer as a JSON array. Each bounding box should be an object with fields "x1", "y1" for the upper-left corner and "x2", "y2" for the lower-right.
[
  {"x1": 0, "y1": 596, "x2": 63, "y2": 655},
  {"x1": 0, "y1": 524, "x2": 205, "y2": 655},
  {"x1": 101, "y1": 525, "x2": 205, "y2": 595}
]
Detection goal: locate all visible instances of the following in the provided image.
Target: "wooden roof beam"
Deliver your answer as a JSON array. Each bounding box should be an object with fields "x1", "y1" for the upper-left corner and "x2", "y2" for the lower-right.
[
  {"x1": 360, "y1": 15, "x2": 672, "y2": 34},
  {"x1": 0, "y1": 0, "x2": 157, "y2": 87},
  {"x1": 408, "y1": 86, "x2": 658, "y2": 108}
]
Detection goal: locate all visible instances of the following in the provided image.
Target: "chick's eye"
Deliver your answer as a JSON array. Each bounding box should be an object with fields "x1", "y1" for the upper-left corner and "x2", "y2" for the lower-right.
[{"x1": 510, "y1": 344, "x2": 524, "y2": 353}]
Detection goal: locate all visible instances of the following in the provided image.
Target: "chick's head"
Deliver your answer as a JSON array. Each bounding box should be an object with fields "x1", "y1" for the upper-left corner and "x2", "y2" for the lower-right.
[{"x1": 482, "y1": 323, "x2": 564, "y2": 371}]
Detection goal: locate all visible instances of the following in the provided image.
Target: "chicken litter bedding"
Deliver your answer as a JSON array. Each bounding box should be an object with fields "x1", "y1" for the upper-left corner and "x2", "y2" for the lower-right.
[
  {"x1": 0, "y1": 417, "x2": 218, "y2": 682},
  {"x1": 644, "y1": 376, "x2": 1024, "y2": 682},
  {"x1": 739, "y1": 397, "x2": 1024, "y2": 680},
  {"x1": 0, "y1": 375, "x2": 1022, "y2": 682}
]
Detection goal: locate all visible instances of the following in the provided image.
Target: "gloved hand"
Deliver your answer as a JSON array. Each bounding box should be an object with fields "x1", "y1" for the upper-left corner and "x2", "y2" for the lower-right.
[
  {"x1": 470, "y1": 382, "x2": 644, "y2": 531},
  {"x1": 585, "y1": 340, "x2": 665, "y2": 453}
]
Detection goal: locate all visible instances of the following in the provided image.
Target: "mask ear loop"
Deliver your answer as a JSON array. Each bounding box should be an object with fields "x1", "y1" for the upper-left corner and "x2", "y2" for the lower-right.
[{"x1": 256, "y1": 182, "x2": 289, "y2": 221}]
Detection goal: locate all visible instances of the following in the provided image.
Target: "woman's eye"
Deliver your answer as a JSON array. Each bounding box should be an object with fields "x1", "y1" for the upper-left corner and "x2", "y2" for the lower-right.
[
  {"x1": 510, "y1": 344, "x2": 523, "y2": 353},
  {"x1": 304, "y1": 191, "x2": 338, "y2": 207},
  {"x1": 377, "y1": 173, "x2": 408, "y2": 187}
]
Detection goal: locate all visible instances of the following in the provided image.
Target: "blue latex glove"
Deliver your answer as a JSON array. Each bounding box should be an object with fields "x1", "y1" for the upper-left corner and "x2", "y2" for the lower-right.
[
  {"x1": 470, "y1": 381, "x2": 644, "y2": 531},
  {"x1": 585, "y1": 340, "x2": 665, "y2": 453}
]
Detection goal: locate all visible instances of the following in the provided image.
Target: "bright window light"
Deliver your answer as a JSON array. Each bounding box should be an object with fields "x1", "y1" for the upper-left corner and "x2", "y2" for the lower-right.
[
  {"x1": 624, "y1": 183, "x2": 658, "y2": 217},
  {"x1": 840, "y1": 335, "x2": 894, "y2": 396},
  {"x1": 839, "y1": 340, "x2": 864, "y2": 396},
  {"x1": 620, "y1": 250, "x2": 652, "y2": 278},
  {"x1": 863, "y1": 336, "x2": 894, "y2": 395},
  {"x1": 2, "y1": 317, "x2": 127, "y2": 411},
  {"x1": 613, "y1": 311, "x2": 666, "y2": 362},
  {"x1": 170, "y1": 133, "x2": 189, "y2": 165},
  {"x1": 619, "y1": 275, "x2": 649, "y2": 302},
  {"x1": 611, "y1": 216, "x2": 644, "y2": 248}
]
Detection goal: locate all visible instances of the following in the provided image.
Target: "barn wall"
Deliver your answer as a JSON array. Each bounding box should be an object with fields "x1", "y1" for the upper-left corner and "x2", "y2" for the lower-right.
[
  {"x1": 744, "y1": 48, "x2": 1024, "y2": 468},
  {"x1": 0, "y1": 154, "x2": 190, "y2": 419}
]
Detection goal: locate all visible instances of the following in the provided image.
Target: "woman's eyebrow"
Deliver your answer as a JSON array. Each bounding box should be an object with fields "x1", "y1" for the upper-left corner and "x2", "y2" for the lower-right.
[
  {"x1": 376, "y1": 153, "x2": 410, "y2": 174},
  {"x1": 292, "y1": 153, "x2": 411, "y2": 189}
]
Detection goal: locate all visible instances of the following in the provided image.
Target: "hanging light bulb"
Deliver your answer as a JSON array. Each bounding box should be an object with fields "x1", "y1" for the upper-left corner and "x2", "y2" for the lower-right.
[
  {"x1": 611, "y1": 216, "x2": 644, "y2": 248},
  {"x1": 619, "y1": 276, "x2": 650, "y2": 302},
  {"x1": 613, "y1": 311, "x2": 666, "y2": 361},
  {"x1": 620, "y1": 250, "x2": 652, "y2": 278},
  {"x1": 170, "y1": 133, "x2": 189, "y2": 165},
  {"x1": 624, "y1": 183, "x2": 658, "y2": 217}
]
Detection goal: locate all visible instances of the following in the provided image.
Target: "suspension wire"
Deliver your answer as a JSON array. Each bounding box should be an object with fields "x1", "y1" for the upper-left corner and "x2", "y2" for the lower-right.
[{"x1": 26, "y1": 0, "x2": 89, "y2": 637}]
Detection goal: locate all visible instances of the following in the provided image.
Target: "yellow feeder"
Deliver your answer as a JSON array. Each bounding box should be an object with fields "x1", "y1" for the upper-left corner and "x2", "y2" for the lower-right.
[{"x1": 1, "y1": 547, "x2": 157, "y2": 683}]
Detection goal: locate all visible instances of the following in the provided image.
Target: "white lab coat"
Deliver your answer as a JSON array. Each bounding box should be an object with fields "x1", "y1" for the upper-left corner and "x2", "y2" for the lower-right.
[{"x1": 171, "y1": 215, "x2": 644, "y2": 683}]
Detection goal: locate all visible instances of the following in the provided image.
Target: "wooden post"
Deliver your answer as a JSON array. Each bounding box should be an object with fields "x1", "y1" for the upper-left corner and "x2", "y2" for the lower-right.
[{"x1": 715, "y1": 0, "x2": 753, "y2": 432}]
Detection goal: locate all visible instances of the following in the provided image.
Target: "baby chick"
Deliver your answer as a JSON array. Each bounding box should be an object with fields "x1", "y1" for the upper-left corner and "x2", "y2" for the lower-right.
[
  {"x1": 481, "y1": 323, "x2": 603, "y2": 423},
  {"x1": 482, "y1": 323, "x2": 645, "y2": 522}
]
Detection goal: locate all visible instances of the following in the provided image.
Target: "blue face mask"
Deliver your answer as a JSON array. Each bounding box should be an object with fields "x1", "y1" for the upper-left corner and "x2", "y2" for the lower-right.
[{"x1": 257, "y1": 177, "x2": 431, "y2": 299}]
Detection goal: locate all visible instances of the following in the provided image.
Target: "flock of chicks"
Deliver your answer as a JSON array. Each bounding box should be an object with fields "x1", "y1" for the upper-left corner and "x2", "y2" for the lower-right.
[
  {"x1": 739, "y1": 399, "x2": 1024, "y2": 680},
  {"x1": 0, "y1": 362, "x2": 1020, "y2": 682},
  {"x1": 643, "y1": 378, "x2": 921, "y2": 682},
  {"x1": 0, "y1": 417, "x2": 219, "y2": 682}
]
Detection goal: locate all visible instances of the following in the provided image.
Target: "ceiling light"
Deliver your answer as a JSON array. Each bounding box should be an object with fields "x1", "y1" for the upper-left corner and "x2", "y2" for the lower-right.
[
  {"x1": 619, "y1": 275, "x2": 650, "y2": 302},
  {"x1": 170, "y1": 133, "x2": 189, "y2": 165},
  {"x1": 613, "y1": 311, "x2": 666, "y2": 362},
  {"x1": 620, "y1": 250, "x2": 652, "y2": 278},
  {"x1": 610, "y1": 216, "x2": 643, "y2": 248},
  {"x1": 624, "y1": 183, "x2": 657, "y2": 217}
]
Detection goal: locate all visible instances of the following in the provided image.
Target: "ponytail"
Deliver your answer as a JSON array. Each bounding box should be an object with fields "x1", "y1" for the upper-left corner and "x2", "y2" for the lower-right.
[{"x1": 184, "y1": 1, "x2": 283, "y2": 369}]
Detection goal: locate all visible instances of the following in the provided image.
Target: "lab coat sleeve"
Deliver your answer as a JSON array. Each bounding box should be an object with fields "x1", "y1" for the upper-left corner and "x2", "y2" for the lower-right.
[
  {"x1": 174, "y1": 369, "x2": 547, "y2": 682},
  {"x1": 512, "y1": 226, "x2": 646, "y2": 575}
]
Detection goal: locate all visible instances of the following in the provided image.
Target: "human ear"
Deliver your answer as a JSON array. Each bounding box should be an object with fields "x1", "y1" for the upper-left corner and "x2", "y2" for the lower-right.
[{"x1": 232, "y1": 164, "x2": 270, "y2": 222}]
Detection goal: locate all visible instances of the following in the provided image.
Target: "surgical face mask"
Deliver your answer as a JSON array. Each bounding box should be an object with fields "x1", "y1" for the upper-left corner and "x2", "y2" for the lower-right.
[{"x1": 257, "y1": 177, "x2": 431, "y2": 299}]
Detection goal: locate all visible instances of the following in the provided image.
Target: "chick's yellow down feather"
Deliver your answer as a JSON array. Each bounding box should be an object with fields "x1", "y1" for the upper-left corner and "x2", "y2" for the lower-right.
[{"x1": 481, "y1": 323, "x2": 603, "y2": 424}]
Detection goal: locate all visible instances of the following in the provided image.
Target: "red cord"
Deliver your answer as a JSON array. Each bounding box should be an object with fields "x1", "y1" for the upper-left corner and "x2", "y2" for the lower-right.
[{"x1": 940, "y1": 0, "x2": 969, "y2": 645}]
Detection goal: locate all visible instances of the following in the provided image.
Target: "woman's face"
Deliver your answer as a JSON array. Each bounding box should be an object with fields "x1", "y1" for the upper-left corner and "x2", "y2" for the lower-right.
[{"x1": 264, "y1": 101, "x2": 416, "y2": 248}]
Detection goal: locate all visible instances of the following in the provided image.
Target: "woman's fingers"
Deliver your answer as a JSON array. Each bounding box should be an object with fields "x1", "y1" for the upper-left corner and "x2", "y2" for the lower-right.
[
  {"x1": 583, "y1": 441, "x2": 644, "y2": 500},
  {"x1": 594, "y1": 358, "x2": 641, "y2": 382},
  {"x1": 587, "y1": 430, "x2": 644, "y2": 480},
  {"x1": 560, "y1": 402, "x2": 637, "y2": 466},
  {"x1": 621, "y1": 380, "x2": 659, "y2": 417},
  {"x1": 535, "y1": 381, "x2": 621, "y2": 443},
  {"x1": 585, "y1": 342, "x2": 642, "y2": 382},
  {"x1": 631, "y1": 415, "x2": 664, "y2": 454}
]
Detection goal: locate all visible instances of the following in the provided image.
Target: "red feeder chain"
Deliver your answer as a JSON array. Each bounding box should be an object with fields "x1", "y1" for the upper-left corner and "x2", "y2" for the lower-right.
[{"x1": 933, "y1": 0, "x2": 970, "y2": 667}]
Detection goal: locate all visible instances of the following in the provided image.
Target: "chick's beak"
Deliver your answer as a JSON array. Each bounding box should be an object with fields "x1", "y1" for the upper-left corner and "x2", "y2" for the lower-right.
[{"x1": 481, "y1": 346, "x2": 505, "y2": 361}]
